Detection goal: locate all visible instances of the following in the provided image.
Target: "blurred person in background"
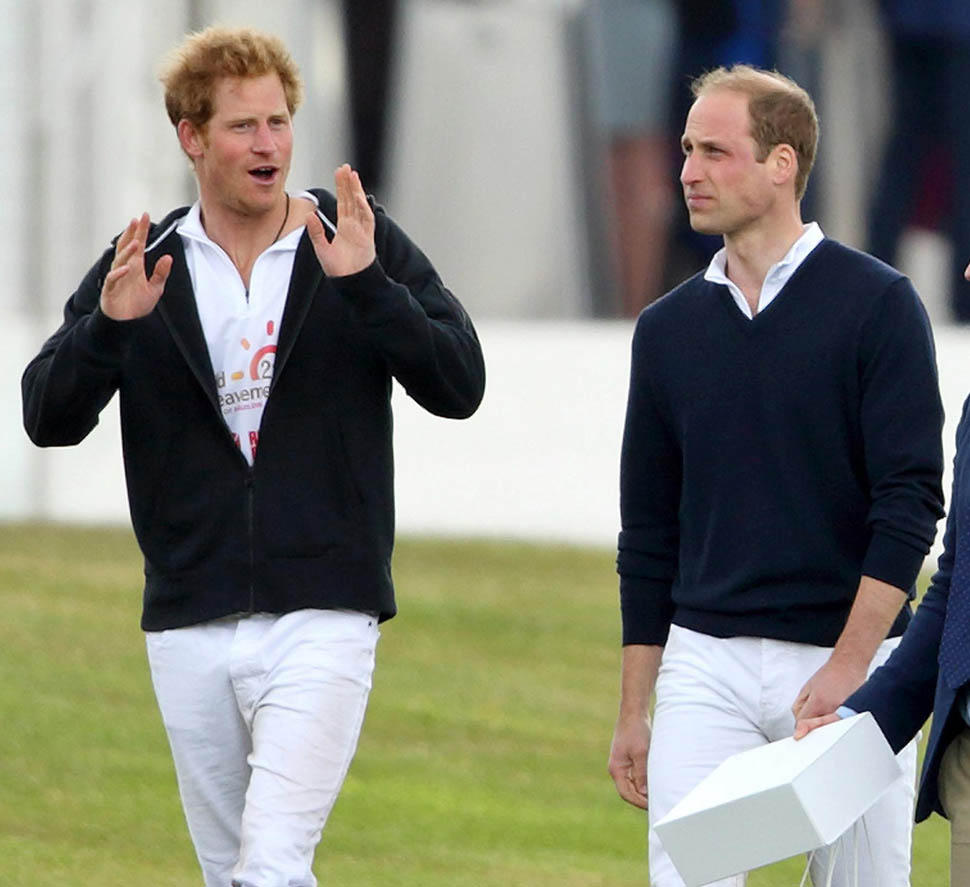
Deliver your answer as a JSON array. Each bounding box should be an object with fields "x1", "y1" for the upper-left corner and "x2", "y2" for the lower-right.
[
  {"x1": 342, "y1": 0, "x2": 398, "y2": 197},
  {"x1": 21, "y1": 25, "x2": 484, "y2": 887},
  {"x1": 663, "y1": 0, "x2": 787, "y2": 287},
  {"x1": 867, "y1": 0, "x2": 970, "y2": 321},
  {"x1": 586, "y1": 0, "x2": 679, "y2": 316},
  {"x1": 608, "y1": 64, "x2": 943, "y2": 886},
  {"x1": 775, "y1": 0, "x2": 826, "y2": 221}
]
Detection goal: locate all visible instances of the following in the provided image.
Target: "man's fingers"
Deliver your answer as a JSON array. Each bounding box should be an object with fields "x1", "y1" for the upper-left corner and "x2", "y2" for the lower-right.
[
  {"x1": 791, "y1": 684, "x2": 810, "y2": 717},
  {"x1": 609, "y1": 750, "x2": 649, "y2": 810},
  {"x1": 334, "y1": 164, "x2": 372, "y2": 227},
  {"x1": 135, "y1": 212, "x2": 151, "y2": 242},
  {"x1": 111, "y1": 214, "x2": 151, "y2": 271},
  {"x1": 114, "y1": 218, "x2": 138, "y2": 258},
  {"x1": 305, "y1": 212, "x2": 332, "y2": 260},
  {"x1": 306, "y1": 211, "x2": 325, "y2": 242},
  {"x1": 795, "y1": 691, "x2": 839, "y2": 723},
  {"x1": 335, "y1": 164, "x2": 352, "y2": 219},
  {"x1": 353, "y1": 180, "x2": 374, "y2": 227},
  {"x1": 632, "y1": 760, "x2": 648, "y2": 802},
  {"x1": 122, "y1": 213, "x2": 150, "y2": 264},
  {"x1": 103, "y1": 265, "x2": 132, "y2": 289},
  {"x1": 113, "y1": 238, "x2": 141, "y2": 268},
  {"x1": 611, "y1": 768, "x2": 648, "y2": 809},
  {"x1": 793, "y1": 692, "x2": 816, "y2": 720},
  {"x1": 618, "y1": 785, "x2": 649, "y2": 809},
  {"x1": 150, "y1": 254, "x2": 174, "y2": 289},
  {"x1": 794, "y1": 713, "x2": 838, "y2": 740},
  {"x1": 350, "y1": 170, "x2": 365, "y2": 206},
  {"x1": 350, "y1": 171, "x2": 371, "y2": 216}
]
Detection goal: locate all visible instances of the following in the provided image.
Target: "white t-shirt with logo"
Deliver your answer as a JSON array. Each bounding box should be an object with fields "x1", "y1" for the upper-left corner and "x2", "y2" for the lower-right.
[{"x1": 177, "y1": 199, "x2": 306, "y2": 465}]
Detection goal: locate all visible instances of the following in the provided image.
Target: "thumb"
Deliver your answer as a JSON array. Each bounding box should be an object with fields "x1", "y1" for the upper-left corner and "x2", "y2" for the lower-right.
[
  {"x1": 791, "y1": 682, "x2": 810, "y2": 715},
  {"x1": 794, "y1": 713, "x2": 838, "y2": 740},
  {"x1": 306, "y1": 211, "x2": 330, "y2": 251},
  {"x1": 150, "y1": 254, "x2": 173, "y2": 289},
  {"x1": 633, "y1": 757, "x2": 647, "y2": 796}
]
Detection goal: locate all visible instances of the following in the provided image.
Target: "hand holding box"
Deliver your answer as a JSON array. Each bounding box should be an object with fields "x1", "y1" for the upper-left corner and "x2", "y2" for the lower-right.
[{"x1": 653, "y1": 713, "x2": 902, "y2": 886}]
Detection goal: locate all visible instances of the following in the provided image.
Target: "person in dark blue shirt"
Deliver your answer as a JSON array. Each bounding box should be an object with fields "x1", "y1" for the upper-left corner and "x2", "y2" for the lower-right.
[{"x1": 608, "y1": 63, "x2": 944, "y2": 886}]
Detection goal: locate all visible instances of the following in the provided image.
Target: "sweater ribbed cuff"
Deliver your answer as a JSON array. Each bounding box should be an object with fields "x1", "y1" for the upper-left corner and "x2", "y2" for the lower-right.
[
  {"x1": 329, "y1": 259, "x2": 404, "y2": 325},
  {"x1": 85, "y1": 307, "x2": 138, "y2": 361},
  {"x1": 619, "y1": 574, "x2": 675, "y2": 646},
  {"x1": 861, "y1": 530, "x2": 926, "y2": 595}
]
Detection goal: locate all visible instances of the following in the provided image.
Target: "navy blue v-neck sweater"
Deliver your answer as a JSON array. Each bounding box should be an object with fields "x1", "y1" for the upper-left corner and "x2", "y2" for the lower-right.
[{"x1": 617, "y1": 238, "x2": 945, "y2": 647}]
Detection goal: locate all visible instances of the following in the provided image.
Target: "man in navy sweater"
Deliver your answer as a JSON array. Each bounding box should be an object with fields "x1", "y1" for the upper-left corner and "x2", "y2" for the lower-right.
[{"x1": 607, "y1": 64, "x2": 944, "y2": 886}]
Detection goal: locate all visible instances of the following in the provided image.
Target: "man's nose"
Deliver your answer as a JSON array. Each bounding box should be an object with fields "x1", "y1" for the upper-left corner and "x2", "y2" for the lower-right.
[
  {"x1": 252, "y1": 122, "x2": 276, "y2": 153},
  {"x1": 680, "y1": 154, "x2": 699, "y2": 185}
]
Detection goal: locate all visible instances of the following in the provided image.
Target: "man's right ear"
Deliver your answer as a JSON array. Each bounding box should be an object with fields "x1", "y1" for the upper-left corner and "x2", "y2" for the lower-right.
[{"x1": 177, "y1": 119, "x2": 204, "y2": 160}]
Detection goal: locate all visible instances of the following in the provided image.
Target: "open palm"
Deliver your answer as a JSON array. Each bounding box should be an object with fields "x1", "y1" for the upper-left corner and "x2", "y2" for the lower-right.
[
  {"x1": 306, "y1": 164, "x2": 376, "y2": 278},
  {"x1": 100, "y1": 213, "x2": 172, "y2": 321}
]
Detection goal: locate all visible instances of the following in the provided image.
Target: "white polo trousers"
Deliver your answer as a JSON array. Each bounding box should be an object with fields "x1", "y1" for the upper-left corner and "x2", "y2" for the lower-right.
[
  {"x1": 647, "y1": 626, "x2": 918, "y2": 887},
  {"x1": 145, "y1": 608, "x2": 379, "y2": 887}
]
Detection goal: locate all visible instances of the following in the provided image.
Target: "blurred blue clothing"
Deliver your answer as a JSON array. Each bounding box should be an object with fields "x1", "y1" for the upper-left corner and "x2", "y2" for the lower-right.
[
  {"x1": 880, "y1": 0, "x2": 970, "y2": 37},
  {"x1": 847, "y1": 396, "x2": 970, "y2": 822},
  {"x1": 716, "y1": 0, "x2": 783, "y2": 68},
  {"x1": 868, "y1": 1, "x2": 970, "y2": 320},
  {"x1": 668, "y1": 0, "x2": 787, "y2": 285}
]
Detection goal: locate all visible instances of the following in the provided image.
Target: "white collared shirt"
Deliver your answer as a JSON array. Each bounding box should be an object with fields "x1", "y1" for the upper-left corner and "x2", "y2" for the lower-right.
[
  {"x1": 704, "y1": 222, "x2": 825, "y2": 319},
  {"x1": 177, "y1": 193, "x2": 314, "y2": 465}
]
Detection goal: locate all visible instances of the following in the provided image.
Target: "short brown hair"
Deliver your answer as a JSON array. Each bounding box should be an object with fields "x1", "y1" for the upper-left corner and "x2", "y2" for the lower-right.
[
  {"x1": 159, "y1": 26, "x2": 303, "y2": 130},
  {"x1": 691, "y1": 65, "x2": 818, "y2": 200}
]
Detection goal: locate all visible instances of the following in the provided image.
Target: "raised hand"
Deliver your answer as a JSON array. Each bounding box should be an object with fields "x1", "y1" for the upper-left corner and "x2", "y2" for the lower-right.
[
  {"x1": 306, "y1": 164, "x2": 376, "y2": 278},
  {"x1": 100, "y1": 213, "x2": 173, "y2": 321}
]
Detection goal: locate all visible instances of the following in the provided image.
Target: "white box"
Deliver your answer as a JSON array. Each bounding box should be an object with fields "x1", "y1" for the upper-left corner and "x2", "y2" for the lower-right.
[{"x1": 652, "y1": 713, "x2": 901, "y2": 887}]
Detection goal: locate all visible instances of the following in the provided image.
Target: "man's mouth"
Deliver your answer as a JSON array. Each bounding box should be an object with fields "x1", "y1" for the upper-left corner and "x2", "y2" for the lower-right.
[
  {"x1": 685, "y1": 193, "x2": 711, "y2": 207},
  {"x1": 250, "y1": 166, "x2": 278, "y2": 182}
]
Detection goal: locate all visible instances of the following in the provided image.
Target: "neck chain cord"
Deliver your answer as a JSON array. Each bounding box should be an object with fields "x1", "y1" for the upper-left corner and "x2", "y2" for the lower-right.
[
  {"x1": 272, "y1": 192, "x2": 290, "y2": 244},
  {"x1": 243, "y1": 192, "x2": 289, "y2": 304}
]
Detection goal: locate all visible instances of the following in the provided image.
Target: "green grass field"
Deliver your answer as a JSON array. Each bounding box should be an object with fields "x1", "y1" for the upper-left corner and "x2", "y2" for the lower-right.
[{"x1": 0, "y1": 524, "x2": 948, "y2": 885}]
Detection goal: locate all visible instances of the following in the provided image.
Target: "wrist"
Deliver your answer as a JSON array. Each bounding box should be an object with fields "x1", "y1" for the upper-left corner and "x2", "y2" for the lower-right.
[
  {"x1": 828, "y1": 644, "x2": 873, "y2": 675},
  {"x1": 616, "y1": 711, "x2": 651, "y2": 732},
  {"x1": 617, "y1": 696, "x2": 652, "y2": 722}
]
